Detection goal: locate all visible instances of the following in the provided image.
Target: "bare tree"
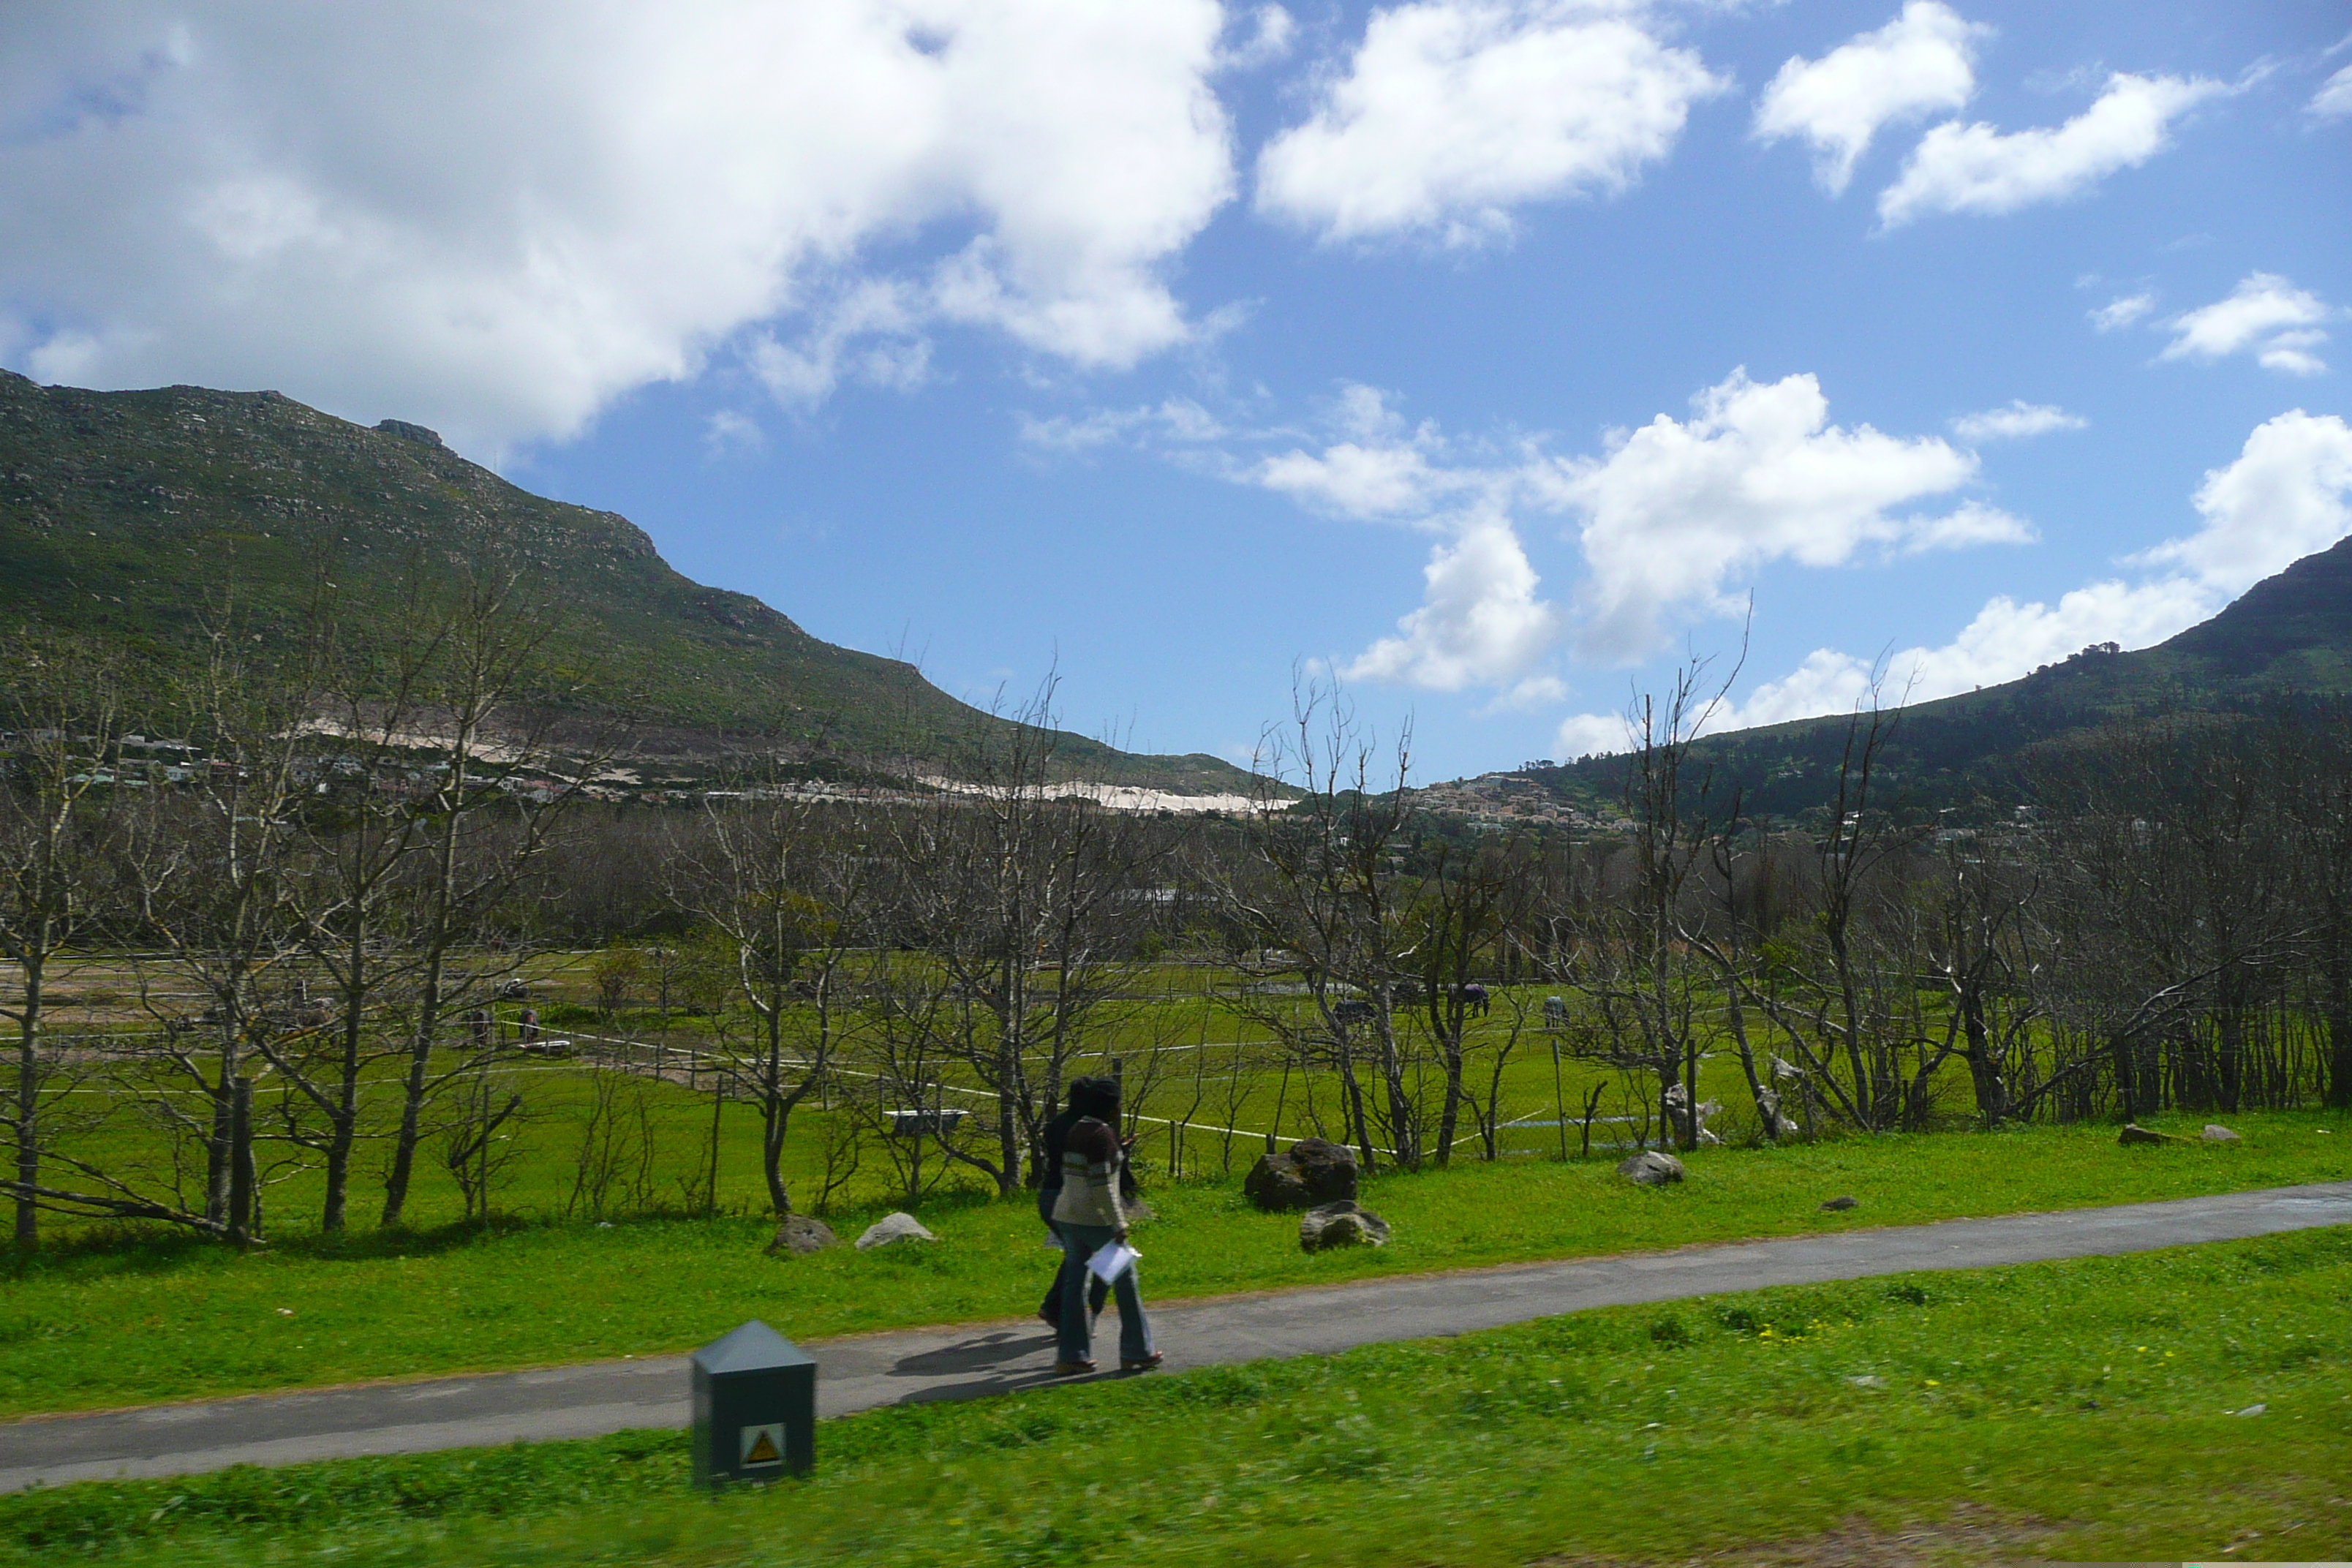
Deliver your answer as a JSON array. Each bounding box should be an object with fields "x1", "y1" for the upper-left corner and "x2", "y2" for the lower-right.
[
  {"x1": 0, "y1": 633, "x2": 128, "y2": 1248},
  {"x1": 1214, "y1": 679, "x2": 1421, "y2": 1169},
  {"x1": 673, "y1": 776, "x2": 875, "y2": 1217},
  {"x1": 875, "y1": 685, "x2": 1172, "y2": 1194},
  {"x1": 377, "y1": 570, "x2": 595, "y2": 1229}
]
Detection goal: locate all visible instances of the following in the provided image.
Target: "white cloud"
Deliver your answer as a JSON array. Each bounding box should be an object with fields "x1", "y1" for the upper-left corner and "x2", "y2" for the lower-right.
[
  {"x1": 1877, "y1": 72, "x2": 2227, "y2": 229},
  {"x1": 1900, "y1": 499, "x2": 2035, "y2": 551},
  {"x1": 2089, "y1": 291, "x2": 2156, "y2": 331},
  {"x1": 0, "y1": 2, "x2": 1237, "y2": 451},
  {"x1": 2159, "y1": 273, "x2": 2334, "y2": 377},
  {"x1": 746, "y1": 279, "x2": 930, "y2": 407},
  {"x1": 1254, "y1": 0, "x2": 1724, "y2": 246},
  {"x1": 2309, "y1": 62, "x2": 2352, "y2": 121},
  {"x1": 702, "y1": 408, "x2": 764, "y2": 456},
  {"x1": 2138, "y1": 410, "x2": 2352, "y2": 594},
  {"x1": 1544, "y1": 369, "x2": 1990, "y2": 659},
  {"x1": 1250, "y1": 383, "x2": 1467, "y2": 518},
  {"x1": 1219, "y1": 5, "x2": 1297, "y2": 72},
  {"x1": 1016, "y1": 397, "x2": 1226, "y2": 453},
  {"x1": 1553, "y1": 408, "x2": 2352, "y2": 755},
  {"x1": 1344, "y1": 516, "x2": 1562, "y2": 690},
  {"x1": 1949, "y1": 400, "x2": 2086, "y2": 442},
  {"x1": 1753, "y1": 1, "x2": 1988, "y2": 195}
]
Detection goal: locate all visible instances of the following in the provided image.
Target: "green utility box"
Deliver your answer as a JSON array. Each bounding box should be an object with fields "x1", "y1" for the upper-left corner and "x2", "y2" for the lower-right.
[{"x1": 692, "y1": 1319, "x2": 815, "y2": 1485}]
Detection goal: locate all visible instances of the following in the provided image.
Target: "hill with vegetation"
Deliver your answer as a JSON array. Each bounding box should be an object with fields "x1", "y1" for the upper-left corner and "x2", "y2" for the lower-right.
[
  {"x1": 0, "y1": 369, "x2": 1252, "y2": 792},
  {"x1": 1520, "y1": 535, "x2": 2352, "y2": 823}
]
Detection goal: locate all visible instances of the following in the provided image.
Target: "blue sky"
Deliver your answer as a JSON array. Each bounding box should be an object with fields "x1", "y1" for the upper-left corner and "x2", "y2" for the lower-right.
[{"x1": 4, "y1": 2, "x2": 2348, "y2": 780}]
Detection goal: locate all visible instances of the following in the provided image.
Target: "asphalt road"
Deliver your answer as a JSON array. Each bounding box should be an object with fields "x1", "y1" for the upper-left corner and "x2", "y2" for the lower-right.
[{"x1": 7, "y1": 1180, "x2": 2350, "y2": 1493}]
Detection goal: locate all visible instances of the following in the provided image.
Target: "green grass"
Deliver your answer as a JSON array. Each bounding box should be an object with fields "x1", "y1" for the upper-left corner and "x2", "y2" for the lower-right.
[
  {"x1": 8, "y1": 1226, "x2": 2349, "y2": 1565},
  {"x1": 4, "y1": 1111, "x2": 2345, "y2": 1420}
]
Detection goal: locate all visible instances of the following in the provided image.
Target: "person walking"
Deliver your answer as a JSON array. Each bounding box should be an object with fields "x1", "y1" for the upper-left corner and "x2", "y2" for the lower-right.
[
  {"x1": 1049, "y1": 1077, "x2": 1160, "y2": 1375},
  {"x1": 1036, "y1": 1081, "x2": 1109, "y2": 1328}
]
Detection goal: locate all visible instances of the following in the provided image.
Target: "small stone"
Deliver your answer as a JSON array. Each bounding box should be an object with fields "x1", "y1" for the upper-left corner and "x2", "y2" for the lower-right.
[
  {"x1": 1820, "y1": 1195, "x2": 1858, "y2": 1212},
  {"x1": 2201, "y1": 1124, "x2": 2241, "y2": 1142},
  {"x1": 1846, "y1": 1375, "x2": 1886, "y2": 1388},
  {"x1": 2119, "y1": 1123, "x2": 2182, "y2": 1146},
  {"x1": 854, "y1": 1212, "x2": 937, "y2": 1251},
  {"x1": 1617, "y1": 1150, "x2": 1685, "y2": 1186},
  {"x1": 767, "y1": 1215, "x2": 839, "y2": 1256},
  {"x1": 2232, "y1": 1403, "x2": 2266, "y2": 1417},
  {"x1": 1298, "y1": 1199, "x2": 1391, "y2": 1252}
]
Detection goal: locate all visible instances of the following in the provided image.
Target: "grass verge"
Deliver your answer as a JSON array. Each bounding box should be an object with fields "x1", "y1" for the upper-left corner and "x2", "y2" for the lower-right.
[
  {"x1": 3, "y1": 1111, "x2": 2346, "y2": 1420},
  {"x1": 6, "y1": 1226, "x2": 2348, "y2": 1565}
]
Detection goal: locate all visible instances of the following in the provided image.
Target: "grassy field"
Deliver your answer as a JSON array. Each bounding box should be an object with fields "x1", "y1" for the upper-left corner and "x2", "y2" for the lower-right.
[
  {"x1": 4, "y1": 1110, "x2": 2345, "y2": 1420},
  {"x1": 6, "y1": 1225, "x2": 2348, "y2": 1565},
  {"x1": 21, "y1": 948, "x2": 2013, "y2": 1245}
]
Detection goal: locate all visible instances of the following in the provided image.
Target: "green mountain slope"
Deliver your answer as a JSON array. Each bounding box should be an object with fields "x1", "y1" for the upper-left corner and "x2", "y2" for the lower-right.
[
  {"x1": 0, "y1": 371, "x2": 1249, "y2": 791},
  {"x1": 1531, "y1": 536, "x2": 2352, "y2": 821}
]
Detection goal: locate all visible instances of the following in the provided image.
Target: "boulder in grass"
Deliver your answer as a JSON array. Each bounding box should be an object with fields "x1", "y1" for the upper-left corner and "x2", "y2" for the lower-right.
[
  {"x1": 1244, "y1": 1137, "x2": 1360, "y2": 1211},
  {"x1": 1618, "y1": 1150, "x2": 1685, "y2": 1186},
  {"x1": 766, "y1": 1215, "x2": 838, "y2": 1256},
  {"x1": 854, "y1": 1212, "x2": 937, "y2": 1251},
  {"x1": 2119, "y1": 1123, "x2": 2185, "y2": 1147},
  {"x1": 1299, "y1": 1199, "x2": 1391, "y2": 1252},
  {"x1": 2201, "y1": 1124, "x2": 2242, "y2": 1143}
]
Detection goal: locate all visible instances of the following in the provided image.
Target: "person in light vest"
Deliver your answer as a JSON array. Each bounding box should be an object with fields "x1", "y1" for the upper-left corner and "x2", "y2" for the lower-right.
[{"x1": 1049, "y1": 1077, "x2": 1160, "y2": 1376}]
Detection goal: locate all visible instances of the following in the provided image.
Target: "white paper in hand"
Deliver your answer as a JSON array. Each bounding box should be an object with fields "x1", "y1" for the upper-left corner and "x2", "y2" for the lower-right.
[{"x1": 1086, "y1": 1240, "x2": 1138, "y2": 1285}]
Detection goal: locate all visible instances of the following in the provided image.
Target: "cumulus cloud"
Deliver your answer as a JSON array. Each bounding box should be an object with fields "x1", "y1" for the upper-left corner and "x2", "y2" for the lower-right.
[
  {"x1": 0, "y1": 2, "x2": 1237, "y2": 451},
  {"x1": 1344, "y1": 517, "x2": 1563, "y2": 690},
  {"x1": 2137, "y1": 410, "x2": 2352, "y2": 593},
  {"x1": 1544, "y1": 369, "x2": 1993, "y2": 659},
  {"x1": 1554, "y1": 409, "x2": 2352, "y2": 758},
  {"x1": 1949, "y1": 400, "x2": 2086, "y2": 442},
  {"x1": 2310, "y1": 62, "x2": 2352, "y2": 121},
  {"x1": 1753, "y1": 1, "x2": 1988, "y2": 195},
  {"x1": 1254, "y1": 0, "x2": 1724, "y2": 246},
  {"x1": 2158, "y1": 273, "x2": 2334, "y2": 377},
  {"x1": 2089, "y1": 291, "x2": 2157, "y2": 331},
  {"x1": 1877, "y1": 72, "x2": 2227, "y2": 228}
]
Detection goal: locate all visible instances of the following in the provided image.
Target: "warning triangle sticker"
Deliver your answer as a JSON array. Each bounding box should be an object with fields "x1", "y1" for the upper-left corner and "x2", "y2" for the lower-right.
[{"x1": 742, "y1": 1428, "x2": 782, "y2": 1466}]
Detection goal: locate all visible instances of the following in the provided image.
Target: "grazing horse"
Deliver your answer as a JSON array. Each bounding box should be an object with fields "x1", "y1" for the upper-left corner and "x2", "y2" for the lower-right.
[
  {"x1": 1543, "y1": 995, "x2": 1568, "y2": 1026},
  {"x1": 1332, "y1": 998, "x2": 1377, "y2": 1027},
  {"x1": 1458, "y1": 981, "x2": 1490, "y2": 1018}
]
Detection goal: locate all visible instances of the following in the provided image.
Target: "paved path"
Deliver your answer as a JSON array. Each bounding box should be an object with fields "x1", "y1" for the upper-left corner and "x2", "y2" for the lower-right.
[{"x1": 8, "y1": 1180, "x2": 2350, "y2": 1493}]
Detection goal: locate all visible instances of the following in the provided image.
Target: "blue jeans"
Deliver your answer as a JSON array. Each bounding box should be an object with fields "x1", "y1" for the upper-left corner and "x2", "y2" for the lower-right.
[
  {"x1": 1056, "y1": 1221, "x2": 1153, "y2": 1366},
  {"x1": 1037, "y1": 1186, "x2": 1111, "y2": 1324}
]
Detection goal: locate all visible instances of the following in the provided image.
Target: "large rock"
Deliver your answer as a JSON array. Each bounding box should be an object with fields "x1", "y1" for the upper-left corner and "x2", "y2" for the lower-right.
[
  {"x1": 766, "y1": 1215, "x2": 838, "y2": 1256},
  {"x1": 854, "y1": 1212, "x2": 937, "y2": 1251},
  {"x1": 1618, "y1": 1150, "x2": 1686, "y2": 1186},
  {"x1": 2201, "y1": 1123, "x2": 2242, "y2": 1142},
  {"x1": 1299, "y1": 1199, "x2": 1391, "y2": 1252},
  {"x1": 2119, "y1": 1123, "x2": 2185, "y2": 1146},
  {"x1": 1243, "y1": 1137, "x2": 1360, "y2": 1211}
]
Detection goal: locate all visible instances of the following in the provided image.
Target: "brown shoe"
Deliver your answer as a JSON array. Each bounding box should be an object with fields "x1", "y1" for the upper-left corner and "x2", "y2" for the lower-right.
[
  {"x1": 1049, "y1": 1360, "x2": 1096, "y2": 1376},
  {"x1": 1121, "y1": 1352, "x2": 1165, "y2": 1372}
]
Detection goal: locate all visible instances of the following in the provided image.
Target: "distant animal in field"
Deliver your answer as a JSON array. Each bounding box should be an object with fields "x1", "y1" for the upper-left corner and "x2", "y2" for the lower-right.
[
  {"x1": 1390, "y1": 979, "x2": 1423, "y2": 1004},
  {"x1": 1331, "y1": 998, "x2": 1377, "y2": 1027},
  {"x1": 1543, "y1": 995, "x2": 1567, "y2": 1026},
  {"x1": 1458, "y1": 981, "x2": 1490, "y2": 1018}
]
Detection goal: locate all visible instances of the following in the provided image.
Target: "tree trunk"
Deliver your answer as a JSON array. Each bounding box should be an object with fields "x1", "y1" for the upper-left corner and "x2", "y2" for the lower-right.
[
  {"x1": 226, "y1": 1076, "x2": 255, "y2": 1246},
  {"x1": 12, "y1": 946, "x2": 42, "y2": 1250}
]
